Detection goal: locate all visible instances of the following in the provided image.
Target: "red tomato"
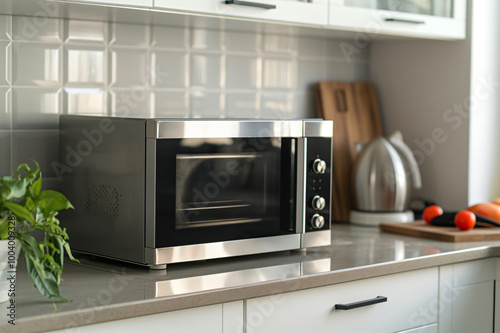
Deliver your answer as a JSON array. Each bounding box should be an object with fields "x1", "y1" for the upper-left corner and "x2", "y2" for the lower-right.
[
  {"x1": 423, "y1": 205, "x2": 443, "y2": 224},
  {"x1": 454, "y1": 211, "x2": 476, "y2": 231}
]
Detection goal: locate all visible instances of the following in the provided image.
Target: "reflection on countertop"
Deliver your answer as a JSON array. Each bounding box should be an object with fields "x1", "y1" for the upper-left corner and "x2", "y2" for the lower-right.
[{"x1": 5, "y1": 224, "x2": 500, "y2": 332}]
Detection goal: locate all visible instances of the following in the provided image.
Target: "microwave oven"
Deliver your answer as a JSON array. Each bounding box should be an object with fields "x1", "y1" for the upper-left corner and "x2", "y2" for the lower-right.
[{"x1": 58, "y1": 116, "x2": 333, "y2": 269}]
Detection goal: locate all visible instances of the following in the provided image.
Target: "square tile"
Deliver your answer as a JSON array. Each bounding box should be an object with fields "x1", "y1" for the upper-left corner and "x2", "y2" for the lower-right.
[
  {"x1": 297, "y1": 37, "x2": 327, "y2": 59},
  {"x1": 263, "y1": 57, "x2": 294, "y2": 89},
  {"x1": 262, "y1": 35, "x2": 297, "y2": 55},
  {"x1": 12, "y1": 43, "x2": 60, "y2": 86},
  {"x1": 66, "y1": 19, "x2": 107, "y2": 43},
  {"x1": 109, "y1": 89, "x2": 148, "y2": 117},
  {"x1": 110, "y1": 48, "x2": 148, "y2": 87},
  {"x1": 65, "y1": 88, "x2": 105, "y2": 115},
  {"x1": 297, "y1": 59, "x2": 327, "y2": 91},
  {"x1": 0, "y1": 87, "x2": 10, "y2": 130},
  {"x1": 191, "y1": 29, "x2": 221, "y2": 51},
  {"x1": 0, "y1": 41, "x2": 9, "y2": 85},
  {"x1": 190, "y1": 91, "x2": 222, "y2": 118},
  {"x1": 261, "y1": 93, "x2": 294, "y2": 119},
  {"x1": 110, "y1": 22, "x2": 148, "y2": 47},
  {"x1": 225, "y1": 31, "x2": 259, "y2": 53},
  {"x1": 150, "y1": 91, "x2": 188, "y2": 118},
  {"x1": 0, "y1": 131, "x2": 11, "y2": 175},
  {"x1": 226, "y1": 55, "x2": 259, "y2": 90},
  {"x1": 12, "y1": 16, "x2": 61, "y2": 42},
  {"x1": 0, "y1": 15, "x2": 11, "y2": 41},
  {"x1": 152, "y1": 26, "x2": 187, "y2": 49},
  {"x1": 190, "y1": 53, "x2": 221, "y2": 89},
  {"x1": 12, "y1": 131, "x2": 59, "y2": 178},
  {"x1": 151, "y1": 51, "x2": 187, "y2": 88},
  {"x1": 65, "y1": 46, "x2": 104, "y2": 84},
  {"x1": 226, "y1": 92, "x2": 258, "y2": 118},
  {"x1": 12, "y1": 88, "x2": 60, "y2": 129}
]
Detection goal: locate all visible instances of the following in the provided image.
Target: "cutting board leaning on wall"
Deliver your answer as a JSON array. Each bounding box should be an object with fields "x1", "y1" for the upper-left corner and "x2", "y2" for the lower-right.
[{"x1": 315, "y1": 82, "x2": 384, "y2": 223}]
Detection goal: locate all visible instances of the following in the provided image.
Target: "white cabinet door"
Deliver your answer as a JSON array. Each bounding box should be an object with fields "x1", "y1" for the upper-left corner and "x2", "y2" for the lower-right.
[
  {"x1": 153, "y1": 0, "x2": 328, "y2": 26},
  {"x1": 49, "y1": 304, "x2": 223, "y2": 333},
  {"x1": 400, "y1": 324, "x2": 438, "y2": 333},
  {"x1": 329, "y1": 0, "x2": 466, "y2": 39},
  {"x1": 65, "y1": 0, "x2": 153, "y2": 7},
  {"x1": 245, "y1": 268, "x2": 438, "y2": 333},
  {"x1": 439, "y1": 258, "x2": 496, "y2": 333},
  {"x1": 451, "y1": 281, "x2": 494, "y2": 333}
]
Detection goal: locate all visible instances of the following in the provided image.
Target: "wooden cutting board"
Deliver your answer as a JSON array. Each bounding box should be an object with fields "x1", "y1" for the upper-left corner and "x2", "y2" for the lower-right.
[
  {"x1": 380, "y1": 220, "x2": 500, "y2": 242},
  {"x1": 316, "y1": 82, "x2": 383, "y2": 222}
]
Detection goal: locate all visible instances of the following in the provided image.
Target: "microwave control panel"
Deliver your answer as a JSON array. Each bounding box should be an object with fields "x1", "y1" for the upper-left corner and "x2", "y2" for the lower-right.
[{"x1": 305, "y1": 137, "x2": 331, "y2": 232}]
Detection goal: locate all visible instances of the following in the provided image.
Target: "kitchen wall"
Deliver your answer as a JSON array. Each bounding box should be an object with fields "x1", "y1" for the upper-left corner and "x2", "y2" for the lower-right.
[{"x1": 0, "y1": 14, "x2": 369, "y2": 187}]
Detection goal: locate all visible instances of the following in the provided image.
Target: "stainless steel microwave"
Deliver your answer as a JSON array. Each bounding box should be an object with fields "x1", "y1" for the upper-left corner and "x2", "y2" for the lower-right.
[{"x1": 59, "y1": 116, "x2": 333, "y2": 269}]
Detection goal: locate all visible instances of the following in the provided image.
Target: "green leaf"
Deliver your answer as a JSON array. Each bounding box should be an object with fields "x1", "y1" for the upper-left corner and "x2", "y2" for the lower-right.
[
  {"x1": 49, "y1": 236, "x2": 64, "y2": 269},
  {"x1": 0, "y1": 215, "x2": 9, "y2": 239},
  {"x1": 4, "y1": 201, "x2": 34, "y2": 223},
  {"x1": 0, "y1": 178, "x2": 28, "y2": 200},
  {"x1": 36, "y1": 190, "x2": 74, "y2": 217},
  {"x1": 63, "y1": 242, "x2": 79, "y2": 263},
  {"x1": 24, "y1": 251, "x2": 67, "y2": 302},
  {"x1": 32, "y1": 174, "x2": 42, "y2": 196}
]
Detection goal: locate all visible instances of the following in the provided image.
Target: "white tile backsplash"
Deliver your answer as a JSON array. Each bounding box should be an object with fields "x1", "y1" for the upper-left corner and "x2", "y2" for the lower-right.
[
  {"x1": 12, "y1": 16, "x2": 61, "y2": 42},
  {"x1": 12, "y1": 88, "x2": 60, "y2": 129},
  {"x1": 12, "y1": 43, "x2": 60, "y2": 86},
  {"x1": 0, "y1": 14, "x2": 369, "y2": 174},
  {"x1": 0, "y1": 41, "x2": 9, "y2": 85},
  {"x1": 0, "y1": 131, "x2": 10, "y2": 173},
  {"x1": 66, "y1": 46, "x2": 105, "y2": 84},
  {"x1": 226, "y1": 55, "x2": 259, "y2": 90},
  {"x1": 190, "y1": 53, "x2": 221, "y2": 89},
  {"x1": 110, "y1": 48, "x2": 148, "y2": 87},
  {"x1": 12, "y1": 130, "x2": 59, "y2": 178},
  {"x1": 0, "y1": 87, "x2": 9, "y2": 130}
]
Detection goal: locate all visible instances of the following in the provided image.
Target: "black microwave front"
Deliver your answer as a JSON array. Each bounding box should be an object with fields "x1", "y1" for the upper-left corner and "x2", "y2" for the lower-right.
[{"x1": 59, "y1": 116, "x2": 332, "y2": 269}]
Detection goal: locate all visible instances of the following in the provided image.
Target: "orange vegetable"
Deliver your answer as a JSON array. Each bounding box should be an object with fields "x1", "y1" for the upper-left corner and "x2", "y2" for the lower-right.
[
  {"x1": 467, "y1": 203, "x2": 500, "y2": 222},
  {"x1": 492, "y1": 198, "x2": 500, "y2": 206}
]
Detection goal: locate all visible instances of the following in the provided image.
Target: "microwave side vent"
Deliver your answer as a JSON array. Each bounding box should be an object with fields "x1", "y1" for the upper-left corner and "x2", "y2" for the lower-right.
[{"x1": 84, "y1": 183, "x2": 122, "y2": 222}]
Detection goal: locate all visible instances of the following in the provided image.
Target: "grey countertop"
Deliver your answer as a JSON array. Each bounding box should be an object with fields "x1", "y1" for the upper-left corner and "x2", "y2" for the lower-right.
[{"x1": 3, "y1": 224, "x2": 500, "y2": 333}]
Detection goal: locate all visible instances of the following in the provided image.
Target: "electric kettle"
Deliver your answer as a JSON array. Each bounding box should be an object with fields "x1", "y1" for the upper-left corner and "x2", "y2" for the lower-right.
[{"x1": 349, "y1": 131, "x2": 422, "y2": 226}]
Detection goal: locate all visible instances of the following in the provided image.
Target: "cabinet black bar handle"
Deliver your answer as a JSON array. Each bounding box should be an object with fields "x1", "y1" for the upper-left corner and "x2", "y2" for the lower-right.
[
  {"x1": 224, "y1": 0, "x2": 276, "y2": 9},
  {"x1": 335, "y1": 296, "x2": 387, "y2": 310},
  {"x1": 385, "y1": 18, "x2": 425, "y2": 24}
]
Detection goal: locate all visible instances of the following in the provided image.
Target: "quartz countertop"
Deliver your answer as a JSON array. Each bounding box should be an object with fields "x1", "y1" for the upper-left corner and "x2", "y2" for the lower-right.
[{"x1": 3, "y1": 224, "x2": 500, "y2": 333}]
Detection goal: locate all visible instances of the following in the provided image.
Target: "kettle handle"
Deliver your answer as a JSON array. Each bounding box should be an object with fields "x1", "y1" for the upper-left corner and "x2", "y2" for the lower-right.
[{"x1": 389, "y1": 137, "x2": 422, "y2": 189}]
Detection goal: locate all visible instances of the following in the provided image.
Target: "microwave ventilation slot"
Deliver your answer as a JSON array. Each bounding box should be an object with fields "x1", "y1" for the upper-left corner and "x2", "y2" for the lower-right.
[{"x1": 84, "y1": 183, "x2": 122, "y2": 221}]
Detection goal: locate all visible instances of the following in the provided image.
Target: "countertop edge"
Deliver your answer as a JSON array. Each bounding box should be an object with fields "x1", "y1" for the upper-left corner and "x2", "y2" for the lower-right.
[{"x1": 8, "y1": 245, "x2": 500, "y2": 333}]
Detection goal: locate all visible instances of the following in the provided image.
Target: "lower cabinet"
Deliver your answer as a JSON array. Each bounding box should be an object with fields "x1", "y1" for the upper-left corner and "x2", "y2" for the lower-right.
[
  {"x1": 439, "y1": 258, "x2": 496, "y2": 333},
  {"x1": 245, "y1": 268, "x2": 438, "y2": 333},
  {"x1": 48, "y1": 258, "x2": 499, "y2": 333},
  {"x1": 49, "y1": 304, "x2": 224, "y2": 333}
]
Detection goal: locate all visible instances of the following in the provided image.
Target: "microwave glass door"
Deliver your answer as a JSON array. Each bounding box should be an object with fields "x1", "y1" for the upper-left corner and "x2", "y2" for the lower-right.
[{"x1": 155, "y1": 137, "x2": 296, "y2": 247}]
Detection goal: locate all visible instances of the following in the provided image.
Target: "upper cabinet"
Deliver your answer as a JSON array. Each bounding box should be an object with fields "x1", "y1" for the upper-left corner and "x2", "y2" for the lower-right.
[
  {"x1": 153, "y1": 0, "x2": 329, "y2": 26},
  {"x1": 65, "y1": 0, "x2": 153, "y2": 7},
  {"x1": 329, "y1": 0, "x2": 466, "y2": 39}
]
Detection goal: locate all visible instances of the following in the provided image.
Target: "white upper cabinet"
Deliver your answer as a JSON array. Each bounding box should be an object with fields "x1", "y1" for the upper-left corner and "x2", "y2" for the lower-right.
[
  {"x1": 153, "y1": 0, "x2": 329, "y2": 26},
  {"x1": 65, "y1": 0, "x2": 153, "y2": 7},
  {"x1": 329, "y1": 0, "x2": 467, "y2": 39}
]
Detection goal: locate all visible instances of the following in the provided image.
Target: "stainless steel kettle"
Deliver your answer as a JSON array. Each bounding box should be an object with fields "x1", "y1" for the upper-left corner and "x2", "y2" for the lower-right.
[{"x1": 352, "y1": 131, "x2": 422, "y2": 212}]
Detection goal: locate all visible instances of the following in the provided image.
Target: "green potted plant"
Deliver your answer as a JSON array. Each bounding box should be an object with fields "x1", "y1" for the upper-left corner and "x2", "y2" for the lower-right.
[{"x1": 0, "y1": 161, "x2": 78, "y2": 302}]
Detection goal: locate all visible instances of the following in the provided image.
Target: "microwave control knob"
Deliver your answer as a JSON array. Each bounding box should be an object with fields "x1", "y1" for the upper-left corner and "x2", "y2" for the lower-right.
[
  {"x1": 312, "y1": 195, "x2": 326, "y2": 210},
  {"x1": 312, "y1": 159, "x2": 327, "y2": 174},
  {"x1": 311, "y1": 214, "x2": 325, "y2": 229}
]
